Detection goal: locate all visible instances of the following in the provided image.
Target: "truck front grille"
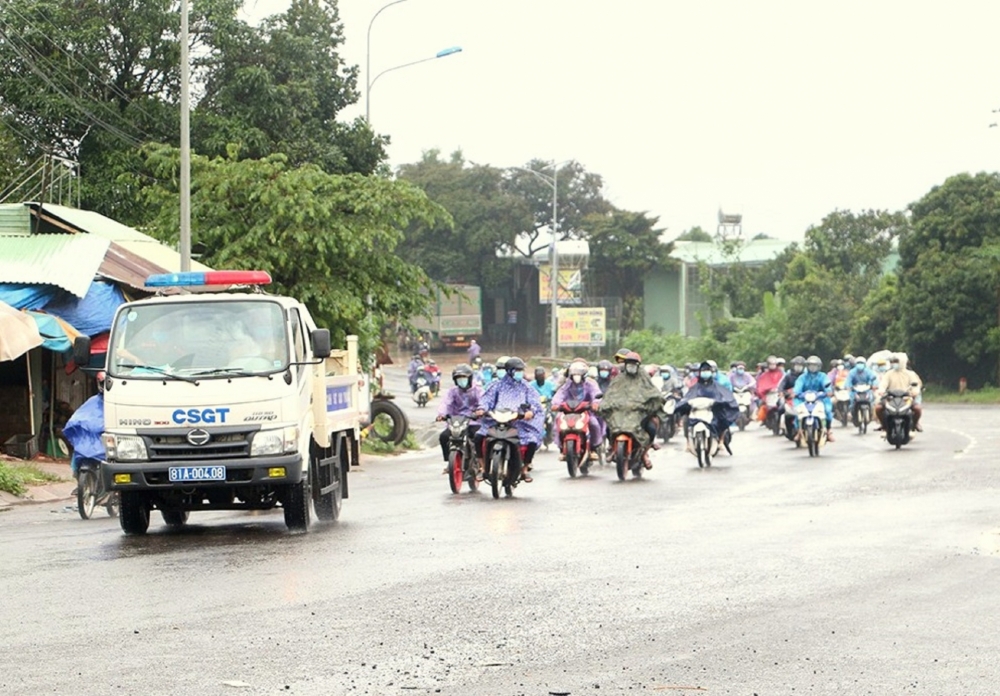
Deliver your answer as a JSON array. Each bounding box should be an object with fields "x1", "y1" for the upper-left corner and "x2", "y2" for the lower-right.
[{"x1": 147, "y1": 431, "x2": 251, "y2": 460}]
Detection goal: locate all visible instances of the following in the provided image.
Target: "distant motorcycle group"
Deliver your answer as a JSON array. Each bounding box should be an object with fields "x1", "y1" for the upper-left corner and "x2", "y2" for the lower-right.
[
  {"x1": 753, "y1": 352, "x2": 923, "y2": 455},
  {"x1": 435, "y1": 348, "x2": 927, "y2": 498}
]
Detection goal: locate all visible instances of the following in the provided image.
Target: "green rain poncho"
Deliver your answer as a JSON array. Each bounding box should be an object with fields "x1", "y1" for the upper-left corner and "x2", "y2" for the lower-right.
[{"x1": 598, "y1": 370, "x2": 666, "y2": 448}]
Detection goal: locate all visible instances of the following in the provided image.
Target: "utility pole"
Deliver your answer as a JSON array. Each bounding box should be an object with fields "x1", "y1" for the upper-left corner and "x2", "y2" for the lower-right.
[{"x1": 179, "y1": 0, "x2": 191, "y2": 271}]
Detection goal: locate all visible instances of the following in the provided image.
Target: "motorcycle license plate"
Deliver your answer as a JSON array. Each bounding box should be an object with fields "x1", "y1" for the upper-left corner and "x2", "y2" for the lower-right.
[{"x1": 168, "y1": 466, "x2": 226, "y2": 483}]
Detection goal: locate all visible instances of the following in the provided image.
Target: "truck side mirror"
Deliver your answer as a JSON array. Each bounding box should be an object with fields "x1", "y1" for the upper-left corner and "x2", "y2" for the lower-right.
[
  {"x1": 73, "y1": 336, "x2": 92, "y2": 366},
  {"x1": 311, "y1": 329, "x2": 331, "y2": 359}
]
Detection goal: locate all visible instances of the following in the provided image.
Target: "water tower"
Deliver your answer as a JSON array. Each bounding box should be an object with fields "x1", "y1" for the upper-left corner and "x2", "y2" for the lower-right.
[{"x1": 717, "y1": 208, "x2": 743, "y2": 241}]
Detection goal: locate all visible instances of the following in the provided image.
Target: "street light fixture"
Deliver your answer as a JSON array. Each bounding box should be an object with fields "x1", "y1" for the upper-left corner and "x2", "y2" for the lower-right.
[
  {"x1": 512, "y1": 161, "x2": 571, "y2": 359},
  {"x1": 366, "y1": 0, "x2": 408, "y2": 123},
  {"x1": 366, "y1": 47, "x2": 463, "y2": 121}
]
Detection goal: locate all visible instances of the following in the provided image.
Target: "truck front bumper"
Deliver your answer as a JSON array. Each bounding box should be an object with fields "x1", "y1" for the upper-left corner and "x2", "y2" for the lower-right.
[{"x1": 103, "y1": 453, "x2": 304, "y2": 491}]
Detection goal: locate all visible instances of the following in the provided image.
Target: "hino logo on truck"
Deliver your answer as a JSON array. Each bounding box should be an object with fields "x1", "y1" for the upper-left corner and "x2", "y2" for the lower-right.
[
  {"x1": 172, "y1": 407, "x2": 231, "y2": 425},
  {"x1": 118, "y1": 418, "x2": 151, "y2": 426}
]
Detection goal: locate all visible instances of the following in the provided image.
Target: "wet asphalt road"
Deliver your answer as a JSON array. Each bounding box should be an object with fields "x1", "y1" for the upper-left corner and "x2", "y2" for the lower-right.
[{"x1": 2, "y1": 405, "x2": 999, "y2": 696}]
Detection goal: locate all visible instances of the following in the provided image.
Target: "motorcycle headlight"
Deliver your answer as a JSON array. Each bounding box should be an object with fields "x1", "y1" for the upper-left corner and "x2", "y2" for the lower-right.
[
  {"x1": 251, "y1": 426, "x2": 299, "y2": 456},
  {"x1": 449, "y1": 421, "x2": 466, "y2": 437},
  {"x1": 105, "y1": 434, "x2": 148, "y2": 462}
]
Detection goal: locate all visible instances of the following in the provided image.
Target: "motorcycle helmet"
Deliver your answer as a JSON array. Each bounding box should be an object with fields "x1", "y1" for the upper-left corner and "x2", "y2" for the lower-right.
[
  {"x1": 613, "y1": 348, "x2": 632, "y2": 364},
  {"x1": 622, "y1": 351, "x2": 641, "y2": 375},
  {"x1": 452, "y1": 364, "x2": 474, "y2": 390},
  {"x1": 791, "y1": 355, "x2": 806, "y2": 374},
  {"x1": 496, "y1": 355, "x2": 511, "y2": 370},
  {"x1": 597, "y1": 359, "x2": 613, "y2": 380},
  {"x1": 534, "y1": 366, "x2": 547, "y2": 383},
  {"x1": 567, "y1": 361, "x2": 588, "y2": 384},
  {"x1": 706, "y1": 359, "x2": 718, "y2": 372},
  {"x1": 766, "y1": 355, "x2": 778, "y2": 370},
  {"x1": 843, "y1": 354, "x2": 855, "y2": 368},
  {"x1": 776, "y1": 357, "x2": 786, "y2": 367},
  {"x1": 806, "y1": 355, "x2": 822, "y2": 373},
  {"x1": 472, "y1": 356, "x2": 483, "y2": 369},
  {"x1": 504, "y1": 356, "x2": 526, "y2": 379},
  {"x1": 854, "y1": 356, "x2": 867, "y2": 369}
]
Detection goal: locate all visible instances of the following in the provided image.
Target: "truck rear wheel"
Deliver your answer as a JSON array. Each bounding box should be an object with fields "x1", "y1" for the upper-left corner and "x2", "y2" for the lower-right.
[
  {"x1": 161, "y1": 510, "x2": 189, "y2": 527},
  {"x1": 119, "y1": 491, "x2": 150, "y2": 535},
  {"x1": 314, "y1": 462, "x2": 342, "y2": 521},
  {"x1": 284, "y1": 480, "x2": 311, "y2": 532}
]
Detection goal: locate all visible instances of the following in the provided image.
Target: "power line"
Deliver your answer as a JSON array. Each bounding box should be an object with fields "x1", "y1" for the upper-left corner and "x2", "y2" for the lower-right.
[
  {"x1": 3, "y1": 3, "x2": 164, "y2": 128},
  {"x1": 0, "y1": 22, "x2": 144, "y2": 147},
  {"x1": 0, "y1": 16, "x2": 153, "y2": 144}
]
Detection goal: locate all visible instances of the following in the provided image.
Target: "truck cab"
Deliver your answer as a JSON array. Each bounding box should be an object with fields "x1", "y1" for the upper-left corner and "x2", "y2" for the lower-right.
[{"x1": 75, "y1": 271, "x2": 363, "y2": 534}]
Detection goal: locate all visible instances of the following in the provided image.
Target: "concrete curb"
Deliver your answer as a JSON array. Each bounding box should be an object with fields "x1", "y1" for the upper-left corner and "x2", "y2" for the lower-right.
[{"x1": 0, "y1": 482, "x2": 75, "y2": 509}]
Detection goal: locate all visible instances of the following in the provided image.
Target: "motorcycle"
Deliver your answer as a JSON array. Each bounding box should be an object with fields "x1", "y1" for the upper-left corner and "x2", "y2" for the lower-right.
[
  {"x1": 411, "y1": 369, "x2": 432, "y2": 408},
  {"x1": 445, "y1": 416, "x2": 479, "y2": 494},
  {"x1": 781, "y1": 389, "x2": 799, "y2": 443},
  {"x1": 763, "y1": 389, "x2": 782, "y2": 435},
  {"x1": 796, "y1": 391, "x2": 827, "y2": 457},
  {"x1": 852, "y1": 384, "x2": 874, "y2": 435},
  {"x1": 75, "y1": 454, "x2": 120, "y2": 520},
  {"x1": 555, "y1": 398, "x2": 594, "y2": 478},
  {"x1": 733, "y1": 386, "x2": 754, "y2": 431},
  {"x1": 834, "y1": 387, "x2": 851, "y2": 427},
  {"x1": 426, "y1": 361, "x2": 442, "y2": 397},
  {"x1": 540, "y1": 396, "x2": 555, "y2": 450},
  {"x1": 484, "y1": 409, "x2": 526, "y2": 498},
  {"x1": 609, "y1": 430, "x2": 645, "y2": 481},
  {"x1": 686, "y1": 396, "x2": 718, "y2": 468},
  {"x1": 658, "y1": 388, "x2": 680, "y2": 443},
  {"x1": 883, "y1": 389, "x2": 914, "y2": 449}
]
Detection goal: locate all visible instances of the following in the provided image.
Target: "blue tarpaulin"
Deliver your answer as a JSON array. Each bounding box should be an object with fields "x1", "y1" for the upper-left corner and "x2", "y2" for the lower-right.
[
  {"x1": 0, "y1": 283, "x2": 59, "y2": 310},
  {"x1": 63, "y1": 394, "x2": 105, "y2": 460},
  {"x1": 26, "y1": 311, "x2": 74, "y2": 353},
  {"x1": 43, "y1": 280, "x2": 124, "y2": 336}
]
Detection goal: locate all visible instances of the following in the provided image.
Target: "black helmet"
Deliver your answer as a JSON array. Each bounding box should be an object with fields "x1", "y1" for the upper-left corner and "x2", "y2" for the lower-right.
[
  {"x1": 597, "y1": 359, "x2": 613, "y2": 371},
  {"x1": 504, "y1": 356, "x2": 526, "y2": 374},
  {"x1": 453, "y1": 364, "x2": 473, "y2": 380}
]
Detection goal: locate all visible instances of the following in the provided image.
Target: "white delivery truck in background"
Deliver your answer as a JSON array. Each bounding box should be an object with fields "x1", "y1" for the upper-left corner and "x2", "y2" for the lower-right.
[{"x1": 73, "y1": 270, "x2": 366, "y2": 535}]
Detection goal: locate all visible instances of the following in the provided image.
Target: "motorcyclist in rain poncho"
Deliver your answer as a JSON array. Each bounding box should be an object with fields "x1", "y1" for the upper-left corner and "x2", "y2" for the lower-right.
[{"x1": 598, "y1": 351, "x2": 665, "y2": 469}]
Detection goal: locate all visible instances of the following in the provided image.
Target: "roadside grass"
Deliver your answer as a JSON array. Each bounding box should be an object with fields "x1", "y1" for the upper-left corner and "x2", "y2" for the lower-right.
[
  {"x1": 0, "y1": 460, "x2": 65, "y2": 496},
  {"x1": 922, "y1": 385, "x2": 1000, "y2": 404},
  {"x1": 361, "y1": 430, "x2": 421, "y2": 456}
]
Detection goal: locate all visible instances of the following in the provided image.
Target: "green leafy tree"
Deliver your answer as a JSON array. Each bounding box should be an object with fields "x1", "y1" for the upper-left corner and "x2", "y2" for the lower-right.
[
  {"x1": 778, "y1": 254, "x2": 853, "y2": 359},
  {"x1": 848, "y1": 274, "x2": 903, "y2": 357},
  {"x1": 140, "y1": 144, "x2": 449, "y2": 355},
  {"x1": 395, "y1": 149, "x2": 527, "y2": 291},
  {"x1": 804, "y1": 209, "x2": 906, "y2": 305},
  {"x1": 584, "y1": 209, "x2": 673, "y2": 333},
  {"x1": 674, "y1": 226, "x2": 712, "y2": 242},
  {"x1": 898, "y1": 172, "x2": 1000, "y2": 386}
]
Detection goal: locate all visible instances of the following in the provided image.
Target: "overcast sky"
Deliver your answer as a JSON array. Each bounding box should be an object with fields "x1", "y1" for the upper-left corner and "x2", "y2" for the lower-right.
[{"x1": 242, "y1": 0, "x2": 1000, "y2": 241}]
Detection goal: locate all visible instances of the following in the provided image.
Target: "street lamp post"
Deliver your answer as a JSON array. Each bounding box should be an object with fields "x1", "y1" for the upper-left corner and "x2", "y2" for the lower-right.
[
  {"x1": 366, "y1": 0, "x2": 408, "y2": 123},
  {"x1": 366, "y1": 47, "x2": 462, "y2": 121},
  {"x1": 512, "y1": 161, "x2": 567, "y2": 359}
]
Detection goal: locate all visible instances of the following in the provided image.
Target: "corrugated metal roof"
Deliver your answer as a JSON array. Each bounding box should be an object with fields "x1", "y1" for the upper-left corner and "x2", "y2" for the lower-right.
[
  {"x1": 27, "y1": 202, "x2": 211, "y2": 272},
  {"x1": 669, "y1": 239, "x2": 792, "y2": 266},
  {"x1": 0, "y1": 234, "x2": 110, "y2": 298},
  {"x1": 0, "y1": 204, "x2": 30, "y2": 236},
  {"x1": 98, "y1": 241, "x2": 172, "y2": 292}
]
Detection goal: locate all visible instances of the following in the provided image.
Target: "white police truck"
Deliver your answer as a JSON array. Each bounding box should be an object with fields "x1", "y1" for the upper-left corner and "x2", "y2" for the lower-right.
[{"x1": 73, "y1": 270, "x2": 366, "y2": 534}]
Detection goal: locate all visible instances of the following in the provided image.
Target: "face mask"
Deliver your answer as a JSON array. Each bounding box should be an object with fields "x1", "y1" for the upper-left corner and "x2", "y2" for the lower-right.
[
  {"x1": 808, "y1": 366, "x2": 819, "y2": 373},
  {"x1": 735, "y1": 367, "x2": 744, "y2": 374},
  {"x1": 456, "y1": 377, "x2": 469, "y2": 388},
  {"x1": 855, "y1": 365, "x2": 864, "y2": 372},
  {"x1": 598, "y1": 370, "x2": 609, "y2": 379},
  {"x1": 625, "y1": 364, "x2": 638, "y2": 375},
  {"x1": 511, "y1": 370, "x2": 524, "y2": 381},
  {"x1": 571, "y1": 374, "x2": 583, "y2": 384},
  {"x1": 793, "y1": 366, "x2": 803, "y2": 374},
  {"x1": 891, "y1": 363, "x2": 901, "y2": 371},
  {"x1": 660, "y1": 372, "x2": 670, "y2": 379},
  {"x1": 699, "y1": 370, "x2": 713, "y2": 380}
]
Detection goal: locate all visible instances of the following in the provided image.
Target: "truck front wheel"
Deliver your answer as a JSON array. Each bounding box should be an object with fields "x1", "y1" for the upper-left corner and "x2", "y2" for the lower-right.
[
  {"x1": 283, "y1": 480, "x2": 311, "y2": 532},
  {"x1": 119, "y1": 491, "x2": 150, "y2": 535}
]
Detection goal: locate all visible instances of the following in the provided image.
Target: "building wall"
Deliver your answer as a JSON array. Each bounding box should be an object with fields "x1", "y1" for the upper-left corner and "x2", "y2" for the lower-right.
[{"x1": 643, "y1": 267, "x2": 681, "y2": 333}]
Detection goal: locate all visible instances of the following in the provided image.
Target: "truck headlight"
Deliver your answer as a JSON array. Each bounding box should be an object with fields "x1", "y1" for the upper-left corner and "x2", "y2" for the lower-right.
[
  {"x1": 251, "y1": 426, "x2": 299, "y2": 457},
  {"x1": 105, "y1": 434, "x2": 148, "y2": 461}
]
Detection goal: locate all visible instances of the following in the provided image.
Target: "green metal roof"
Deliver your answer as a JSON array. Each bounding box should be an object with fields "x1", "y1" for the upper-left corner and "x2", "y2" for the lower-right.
[
  {"x1": 669, "y1": 239, "x2": 792, "y2": 267},
  {"x1": 0, "y1": 233, "x2": 110, "y2": 297},
  {"x1": 0, "y1": 204, "x2": 31, "y2": 236}
]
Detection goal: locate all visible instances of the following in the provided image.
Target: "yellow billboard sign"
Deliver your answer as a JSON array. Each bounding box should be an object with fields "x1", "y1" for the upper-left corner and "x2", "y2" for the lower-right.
[
  {"x1": 538, "y1": 265, "x2": 582, "y2": 305},
  {"x1": 558, "y1": 307, "x2": 606, "y2": 347}
]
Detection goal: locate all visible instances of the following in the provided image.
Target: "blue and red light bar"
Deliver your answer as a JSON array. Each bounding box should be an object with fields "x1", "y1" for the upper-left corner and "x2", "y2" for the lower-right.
[{"x1": 144, "y1": 270, "x2": 272, "y2": 288}]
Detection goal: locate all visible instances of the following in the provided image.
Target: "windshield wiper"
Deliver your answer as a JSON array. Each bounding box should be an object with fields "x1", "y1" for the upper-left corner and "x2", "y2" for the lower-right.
[
  {"x1": 188, "y1": 367, "x2": 270, "y2": 378},
  {"x1": 116, "y1": 363, "x2": 200, "y2": 384}
]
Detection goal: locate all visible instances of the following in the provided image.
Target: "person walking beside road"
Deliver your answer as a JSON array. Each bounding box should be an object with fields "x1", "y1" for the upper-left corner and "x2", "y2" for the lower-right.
[{"x1": 467, "y1": 339, "x2": 481, "y2": 366}]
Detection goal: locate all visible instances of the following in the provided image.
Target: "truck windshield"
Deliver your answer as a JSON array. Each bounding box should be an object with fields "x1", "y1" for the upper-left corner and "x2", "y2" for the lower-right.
[{"x1": 107, "y1": 300, "x2": 289, "y2": 379}]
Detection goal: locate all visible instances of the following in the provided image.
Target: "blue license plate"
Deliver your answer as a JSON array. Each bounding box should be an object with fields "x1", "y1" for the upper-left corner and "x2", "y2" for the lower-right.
[{"x1": 168, "y1": 465, "x2": 226, "y2": 482}]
